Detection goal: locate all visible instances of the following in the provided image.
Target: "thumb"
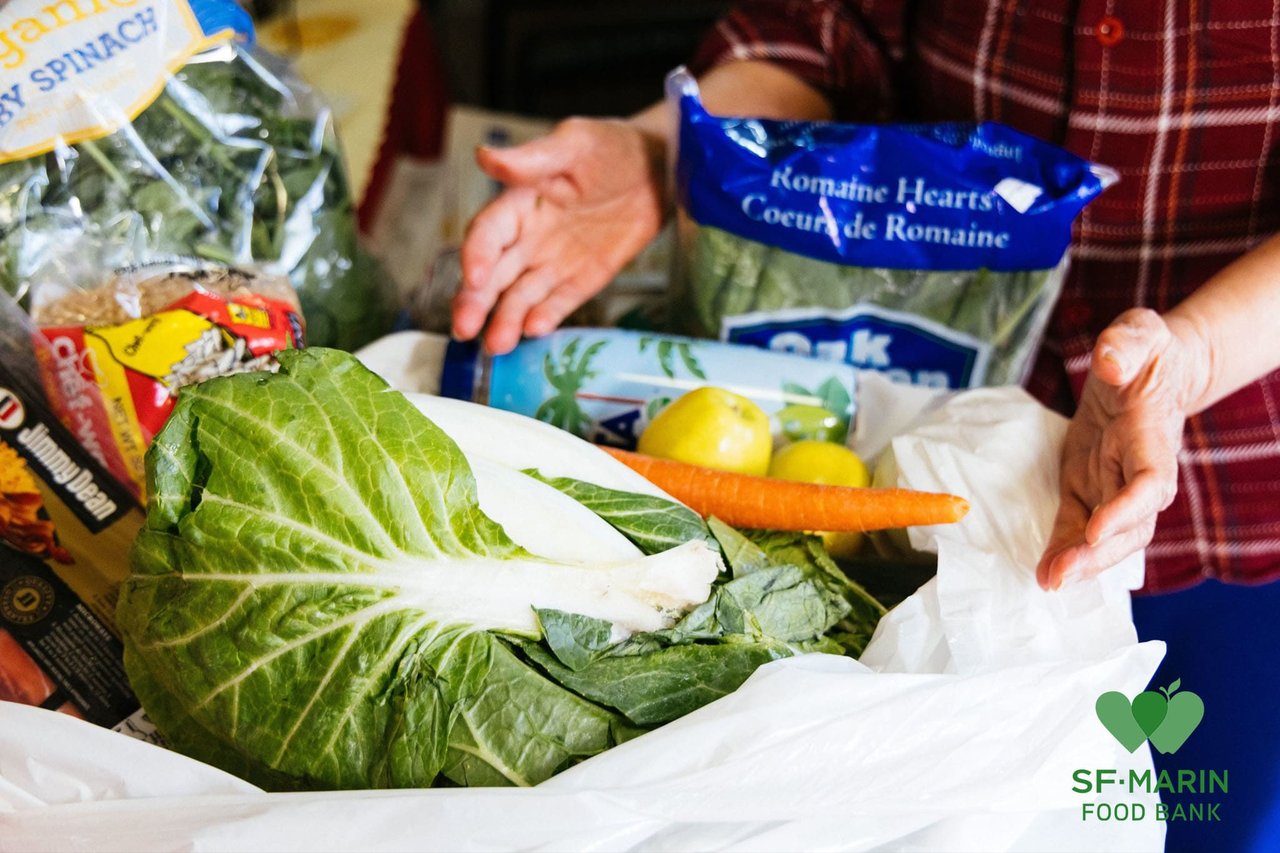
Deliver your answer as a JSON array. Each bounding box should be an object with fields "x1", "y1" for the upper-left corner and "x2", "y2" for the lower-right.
[
  {"x1": 1091, "y1": 308, "x2": 1170, "y2": 387},
  {"x1": 476, "y1": 129, "x2": 576, "y2": 186}
]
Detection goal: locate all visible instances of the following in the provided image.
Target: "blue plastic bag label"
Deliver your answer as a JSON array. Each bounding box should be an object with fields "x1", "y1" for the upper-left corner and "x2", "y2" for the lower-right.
[
  {"x1": 672, "y1": 70, "x2": 1111, "y2": 273},
  {"x1": 722, "y1": 304, "x2": 991, "y2": 390}
]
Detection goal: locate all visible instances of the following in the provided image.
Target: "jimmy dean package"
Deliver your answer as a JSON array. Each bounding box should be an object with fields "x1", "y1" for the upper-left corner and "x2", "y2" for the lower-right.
[
  {"x1": 669, "y1": 68, "x2": 1115, "y2": 389},
  {"x1": 0, "y1": 296, "x2": 147, "y2": 736},
  {"x1": 0, "y1": 0, "x2": 392, "y2": 350}
]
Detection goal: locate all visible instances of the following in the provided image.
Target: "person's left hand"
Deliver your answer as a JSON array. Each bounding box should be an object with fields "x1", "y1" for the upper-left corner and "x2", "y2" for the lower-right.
[{"x1": 1037, "y1": 309, "x2": 1208, "y2": 590}]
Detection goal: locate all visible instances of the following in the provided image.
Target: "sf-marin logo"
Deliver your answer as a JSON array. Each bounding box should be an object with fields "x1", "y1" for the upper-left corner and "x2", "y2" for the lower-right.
[
  {"x1": 1096, "y1": 679, "x2": 1204, "y2": 755},
  {"x1": 1072, "y1": 679, "x2": 1227, "y2": 824}
]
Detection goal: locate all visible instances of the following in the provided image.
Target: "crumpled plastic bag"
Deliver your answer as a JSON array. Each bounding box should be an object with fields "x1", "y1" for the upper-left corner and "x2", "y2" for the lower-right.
[
  {"x1": 852, "y1": 371, "x2": 1147, "y2": 674},
  {"x1": 0, "y1": 359, "x2": 1164, "y2": 852}
]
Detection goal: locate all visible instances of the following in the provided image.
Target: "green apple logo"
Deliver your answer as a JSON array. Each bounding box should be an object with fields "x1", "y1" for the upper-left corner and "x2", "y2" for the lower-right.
[{"x1": 1096, "y1": 679, "x2": 1204, "y2": 755}]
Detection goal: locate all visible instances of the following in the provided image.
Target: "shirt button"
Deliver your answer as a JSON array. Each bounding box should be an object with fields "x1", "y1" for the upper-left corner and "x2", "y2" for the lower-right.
[{"x1": 1096, "y1": 16, "x2": 1125, "y2": 47}]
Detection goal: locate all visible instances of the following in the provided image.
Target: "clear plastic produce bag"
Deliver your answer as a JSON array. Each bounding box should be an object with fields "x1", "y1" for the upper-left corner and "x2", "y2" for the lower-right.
[{"x1": 0, "y1": 0, "x2": 394, "y2": 350}]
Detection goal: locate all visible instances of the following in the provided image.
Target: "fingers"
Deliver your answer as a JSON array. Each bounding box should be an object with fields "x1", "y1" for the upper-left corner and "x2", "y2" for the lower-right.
[
  {"x1": 463, "y1": 123, "x2": 588, "y2": 315},
  {"x1": 482, "y1": 266, "x2": 561, "y2": 355},
  {"x1": 486, "y1": 268, "x2": 608, "y2": 351},
  {"x1": 1039, "y1": 310, "x2": 1194, "y2": 592},
  {"x1": 1037, "y1": 490, "x2": 1090, "y2": 590},
  {"x1": 524, "y1": 279, "x2": 602, "y2": 338},
  {"x1": 1092, "y1": 308, "x2": 1169, "y2": 386},
  {"x1": 1085, "y1": 467, "x2": 1178, "y2": 546},
  {"x1": 1039, "y1": 467, "x2": 1174, "y2": 591},
  {"x1": 456, "y1": 189, "x2": 538, "y2": 339},
  {"x1": 452, "y1": 286, "x2": 497, "y2": 343},
  {"x1": 457, "y1": 240, "x2": 529, "y2": 338},
  {"x1": 1038, "y1": 521, "x2": 1155, "y2": 591},
  {"x1": 475, "y1": 121, "x2": 581, "y2": 186},
  {"x1": 454, "y1": 117, "x2": 643, "y2": 347}
]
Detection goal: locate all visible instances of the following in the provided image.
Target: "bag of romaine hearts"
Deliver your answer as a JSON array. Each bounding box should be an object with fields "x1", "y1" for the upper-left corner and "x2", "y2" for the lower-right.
[{"x1": 668, "y1": 67, "x2": 1115, "y2": 389}]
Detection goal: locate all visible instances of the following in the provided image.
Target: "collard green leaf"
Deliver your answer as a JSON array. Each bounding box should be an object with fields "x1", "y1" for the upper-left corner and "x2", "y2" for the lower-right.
[
  {"x1": 523, "y1": 640, "x2": 791, "y2": 726},
  {"x1": 714, "y1": 565, "x2": 849, "y2": 641},
  {"x1": 707, "y1": 521, "x2": 886, "y2": 655},
  {"x1": 743, "y1": 530, "x2": 886, "y2": 655},
  {"x1": 522, "y1": 535, "x2": 854, "y2": 727},
  {"x1": 653, "y1": 564, "x2": 848, "y2": 645},
  {"x1": 708, "y1": 518, "x2": 773, "y2": 578},
  {"x1": 536, "y1": 608, "x2": 615, "y2": 672},
  {"x1": 525, "y1": 472, "x2": 718, "y2": 556},
  {"x1": 439, "y1": 637, "x2": 623, "y2": 786}
]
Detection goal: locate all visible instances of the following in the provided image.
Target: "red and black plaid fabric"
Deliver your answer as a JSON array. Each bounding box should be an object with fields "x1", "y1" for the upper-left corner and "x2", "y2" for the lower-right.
[{"x1": 691, "y1": 0, "x2": 1280, "y2": 594}]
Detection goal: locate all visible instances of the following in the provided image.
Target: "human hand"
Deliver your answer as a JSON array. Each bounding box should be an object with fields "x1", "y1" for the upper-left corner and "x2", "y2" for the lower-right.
[
  {"x1": 453, "y1": 117, "x2": 667, "y2": 354},
  {"x1": 1037, "y1": 309, "x2": 1210, "y2": 590}
]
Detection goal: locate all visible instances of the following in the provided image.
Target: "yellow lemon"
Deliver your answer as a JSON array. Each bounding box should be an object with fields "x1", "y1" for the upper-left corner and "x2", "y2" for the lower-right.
[
  {"x1": 768, "y1": 439, "x2": 869, "y2": 487},
  {"x1": 639, "y1": 387, "x2": 772, "y2": 475},
  {"x1": 767, "y1": 440, "x2": 870, "y2": 558}
]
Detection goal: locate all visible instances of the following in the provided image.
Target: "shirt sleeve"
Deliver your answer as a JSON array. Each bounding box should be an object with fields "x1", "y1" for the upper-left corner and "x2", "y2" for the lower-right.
[{"x1": 688, "y1": 0, "x2": 907, "y2": 121}]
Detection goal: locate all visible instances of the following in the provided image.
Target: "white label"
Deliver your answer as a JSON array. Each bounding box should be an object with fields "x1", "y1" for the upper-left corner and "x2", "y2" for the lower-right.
[
  {"x1": 993, "y1": 177, "x2": 1044, "y2": 214},
  {"x1": 112, "y1": 706, "x2": 166, "y2": 745},
  {"x1": 0, "y1": 1, "x2": 217, "y2": 161}
]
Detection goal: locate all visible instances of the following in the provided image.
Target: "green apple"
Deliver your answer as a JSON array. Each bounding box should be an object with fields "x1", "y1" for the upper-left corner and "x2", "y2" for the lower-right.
[{"x1": 776, "y1": 404, "x2": 843, "y2": 443}]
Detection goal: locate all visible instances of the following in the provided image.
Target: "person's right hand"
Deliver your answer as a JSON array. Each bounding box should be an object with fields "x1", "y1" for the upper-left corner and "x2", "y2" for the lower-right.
[
  {"x1": 1036, "y1": 309, "x2": 1207, "y2": 590},
  {"x1": 454, "y1": 117, "x2": 667, "y2": 354}
]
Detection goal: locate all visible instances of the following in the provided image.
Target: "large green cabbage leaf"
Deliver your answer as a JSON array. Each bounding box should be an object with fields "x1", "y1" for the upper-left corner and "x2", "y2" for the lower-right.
[{"x1": 118, "y1": 348, "x2": 882, "y2": 790}]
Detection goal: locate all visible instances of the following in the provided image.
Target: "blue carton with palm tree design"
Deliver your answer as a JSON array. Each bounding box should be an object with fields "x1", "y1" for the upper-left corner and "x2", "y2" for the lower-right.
[{"x1": 441, "y1": 329, "x2": 858, "y2": 449}]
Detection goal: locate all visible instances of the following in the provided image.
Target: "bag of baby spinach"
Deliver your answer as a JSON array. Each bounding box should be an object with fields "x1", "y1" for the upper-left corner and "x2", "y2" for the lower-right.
[
  {"x1": 668, "y1": 68, "x2": 1114, "y2": 389},
  {"x1": 0, "y1": 0, "x2": 393, "y2": 351}
]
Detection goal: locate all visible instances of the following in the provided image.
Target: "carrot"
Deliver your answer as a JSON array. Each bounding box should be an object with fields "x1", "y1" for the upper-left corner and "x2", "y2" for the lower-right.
[{"x1": 601, "y1": 447, "x2": 969, "y2": 532}]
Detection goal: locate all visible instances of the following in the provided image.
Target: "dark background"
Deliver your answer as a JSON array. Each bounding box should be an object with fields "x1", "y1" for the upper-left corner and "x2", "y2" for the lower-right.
[
  {"x1": 249, "y1": 0, "x2": 732, "y2": 118},
  {"x1": 422, "y1": 0, "x2": 733, "y2": 118}
]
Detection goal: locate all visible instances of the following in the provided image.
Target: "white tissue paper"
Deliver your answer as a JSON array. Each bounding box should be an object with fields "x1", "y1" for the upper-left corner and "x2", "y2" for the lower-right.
[{"x1": 0, "y1": 349, "x2": 1164, "y2": 852}]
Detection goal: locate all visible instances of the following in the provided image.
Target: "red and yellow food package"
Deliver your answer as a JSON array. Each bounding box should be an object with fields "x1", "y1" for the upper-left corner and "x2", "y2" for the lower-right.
[{"x1": 32, "y1": 265, "x2": 304, "y2": 498}]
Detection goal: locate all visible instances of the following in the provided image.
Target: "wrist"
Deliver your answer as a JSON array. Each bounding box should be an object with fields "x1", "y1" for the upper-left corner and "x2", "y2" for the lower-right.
[
  {"x1": 625, "y1": 102, "x2": 675, "y2": 216},
  {"x1": 1164, "y1": 310, "x2": 1216, "y2": 415},
  {"x1": 627, "y1": 100, "x2": 672, "y2": 145}
]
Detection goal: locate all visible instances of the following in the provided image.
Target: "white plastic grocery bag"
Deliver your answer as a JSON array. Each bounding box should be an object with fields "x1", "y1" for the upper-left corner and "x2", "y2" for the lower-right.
[{"x1": 0, "y1": 346, "x2": 1164, "y2": 852}]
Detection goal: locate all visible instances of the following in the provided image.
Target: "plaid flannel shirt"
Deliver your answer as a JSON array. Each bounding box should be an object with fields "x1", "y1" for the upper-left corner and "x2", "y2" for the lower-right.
[{"x1": 691, "y1": 0, "x2": 1280, "y2": 594}]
